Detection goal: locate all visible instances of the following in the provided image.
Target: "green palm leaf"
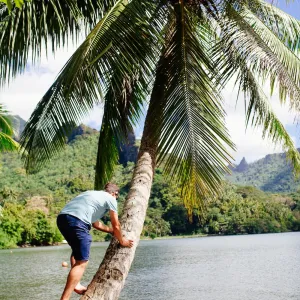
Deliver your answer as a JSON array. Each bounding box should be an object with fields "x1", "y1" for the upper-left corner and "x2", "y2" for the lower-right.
[
  {"x1": 247, "y1": 0, "x2": 300, "y2": 52},
  {"x1": 0, "y1": 104, "x2": 13, "y2": 135},
  {"x1": 220, "y1": 5, "x2": 300, "y2": 109},
  {"x1": 213, "y1": 4, "x2": 300, "y2": 175},
  {"x1": 95, "y1": 71, "x2": 146, "y2": 189},
  {"x1": 20, "y1": 0, "x2": 165, "y2": 172},
  {"x1": 0, "y1": 0, "x2": 26, "y2": 10},
  {"x1": 95, "y1": 123, "x2": 119, "y2": 190},
  {"x1": 0, "y1": 104, "x2": 19, "y2": 152},
  {"x1": 0, "y1": 132, "x2": 19, "y2": 151},
  {"x1": 0, "y1": 0, "x2": 119, "y2": 85},
  {"x1": 157, "y1": 3, "x2": 234, "y2": 214},
  {"x1": 236, "y1": 53, "x2": 300, "y2": 174},
  {"x1": 243, "y1": 7, "x2": 300, "y2": 91}
]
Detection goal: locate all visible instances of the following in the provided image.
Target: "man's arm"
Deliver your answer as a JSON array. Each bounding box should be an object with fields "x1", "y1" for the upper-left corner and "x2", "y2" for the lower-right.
[
  {"x1": 109, "y1": 210, "x2": 134, "y2": 248},
  {"x1": 92, "y1": 221, "x2": 113, "y2": 234}
]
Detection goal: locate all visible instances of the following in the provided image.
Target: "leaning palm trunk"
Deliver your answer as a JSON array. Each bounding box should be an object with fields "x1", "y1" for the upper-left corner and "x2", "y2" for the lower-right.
[
  {"x1": 81, "y1": 150, "x2": 154, "y2": 300},
  {"x1": 81, "y1": 57, "x2": 166, "y2": 300}
]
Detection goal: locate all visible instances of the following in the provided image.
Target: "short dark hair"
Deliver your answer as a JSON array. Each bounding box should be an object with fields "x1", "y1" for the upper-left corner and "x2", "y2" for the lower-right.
[{"x1": 104, "y1": 182, "x2": 119, "y2": 194}]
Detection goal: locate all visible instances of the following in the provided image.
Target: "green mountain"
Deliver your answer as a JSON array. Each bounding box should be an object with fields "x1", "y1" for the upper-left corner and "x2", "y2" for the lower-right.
[{"x1": 227, "y1": 152, "x2": 300, "y2": 193}]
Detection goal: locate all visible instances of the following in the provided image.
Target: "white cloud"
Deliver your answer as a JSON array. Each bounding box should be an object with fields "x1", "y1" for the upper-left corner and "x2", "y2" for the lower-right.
[
  {"x1": 1, "y1": 72, "x2": 57, "y2": 120},
  {"x1": 83, "y1": 104, "x2": 104, "y2": 130}
]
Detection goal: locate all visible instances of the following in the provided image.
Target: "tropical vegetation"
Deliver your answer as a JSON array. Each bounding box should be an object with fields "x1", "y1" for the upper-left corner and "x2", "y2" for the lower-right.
[
  {"x1": 1, "y1": 132, "x2": 300, "y2": 249},
  {"x1": 228, "y1": 154, "x2": 300, "y2": 193},
  {"x1": 0, "y1": 105, "x2": 18, "y2": 152},
  {"x1": 1, "y1": 0, "x2": 300, "y2": 298}
]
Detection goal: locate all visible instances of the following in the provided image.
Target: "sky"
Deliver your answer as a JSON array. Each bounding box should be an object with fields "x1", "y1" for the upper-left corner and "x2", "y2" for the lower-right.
[{"x1": 1, "y1": 1, "x2": 300, "y2": 165}]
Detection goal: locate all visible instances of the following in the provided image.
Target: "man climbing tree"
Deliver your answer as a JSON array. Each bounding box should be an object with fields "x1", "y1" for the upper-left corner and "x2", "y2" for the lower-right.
[{"x1": 57, "y1": 183, "x2": 133, "y2": 300}]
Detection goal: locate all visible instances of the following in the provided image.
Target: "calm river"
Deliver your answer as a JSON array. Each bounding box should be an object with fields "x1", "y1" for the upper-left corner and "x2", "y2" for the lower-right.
[{"x1": 0, "y1": 232, "x2": 300, "y2": 300}]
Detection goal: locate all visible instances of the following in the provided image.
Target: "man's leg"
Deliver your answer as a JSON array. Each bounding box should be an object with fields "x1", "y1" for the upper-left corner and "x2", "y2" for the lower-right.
[
  {"x1": 70, "y1": 255, "x2": 75, "y2": 267},
  {"x1": 70, "y1": 255, "x2": 88, "y2": 294},
  {"x1": 57, "y1": 214, "x2": 92, "y2": 299},
  {"x1": 60, "y1": 259, "x2": 88, "y2": 300}
]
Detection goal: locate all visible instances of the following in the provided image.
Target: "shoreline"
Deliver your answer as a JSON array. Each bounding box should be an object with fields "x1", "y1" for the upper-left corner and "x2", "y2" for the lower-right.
[
  {"x1": 2, "y1": 231, "x2": 298, "y2": 250},
  {"x1": 0, "y1": 233, "x2": 210, "y2": 249},
  {"x1": 141, "y1": 233, "x2": 208, "y2": 240}
]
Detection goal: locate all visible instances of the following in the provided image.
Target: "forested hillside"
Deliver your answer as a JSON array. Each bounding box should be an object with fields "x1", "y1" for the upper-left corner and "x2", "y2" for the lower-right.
[
  {"x1": 1, "y1": 129, "x2": 300, "y2": 249},
  {"x1": 228, "y1": 153, "x2": 300, "y2": 192}
]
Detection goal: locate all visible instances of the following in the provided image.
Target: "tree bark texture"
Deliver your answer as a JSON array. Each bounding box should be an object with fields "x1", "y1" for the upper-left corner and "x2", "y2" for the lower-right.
[{"x1": 81, "y1": 54, "x2": 168, "y2": 300}]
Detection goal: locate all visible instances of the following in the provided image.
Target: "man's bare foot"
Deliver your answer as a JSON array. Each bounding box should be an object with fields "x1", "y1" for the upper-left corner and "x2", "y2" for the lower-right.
[{"x1": 74, "y1": 283, "x2": 87, "y2": 295}]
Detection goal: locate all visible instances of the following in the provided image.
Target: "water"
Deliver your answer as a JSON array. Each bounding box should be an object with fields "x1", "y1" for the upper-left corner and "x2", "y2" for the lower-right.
[{"x1": 0, "y1": 233, "x2": 300, "y2": 300}]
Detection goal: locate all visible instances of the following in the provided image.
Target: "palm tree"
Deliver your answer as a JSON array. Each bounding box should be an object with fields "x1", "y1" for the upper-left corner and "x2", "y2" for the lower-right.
[
  {"x1": 1, "y1": 1, "x2": 300, "y2": 299},
  {"x1": 0, "y1": 104, "x2": 19, "y2": 152}
]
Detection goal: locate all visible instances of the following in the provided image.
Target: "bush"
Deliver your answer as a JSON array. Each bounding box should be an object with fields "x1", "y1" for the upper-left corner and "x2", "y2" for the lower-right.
[
  {"x1": 149, "y1": 233, "x2": 157, "y2": 239},
  {"x1": 0, "y1": 229, "x2": 18, "y2": 249},
  {"x1": 0, "y1": 203, "x2": 64, "y2": 248},
  {"x1": 0, "y1": 203, "x2": 23, "y2": 247}
]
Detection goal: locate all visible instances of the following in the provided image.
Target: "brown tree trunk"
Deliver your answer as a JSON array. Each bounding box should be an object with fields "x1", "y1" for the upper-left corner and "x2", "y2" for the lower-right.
[{"x1": 81, "y1": 55, "x2": 168, "y2": 300}]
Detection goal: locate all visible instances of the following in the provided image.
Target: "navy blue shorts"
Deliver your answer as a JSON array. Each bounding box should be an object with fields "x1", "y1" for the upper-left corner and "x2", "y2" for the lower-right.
[{"x1": 57, "y1": 214, "x2": 92, "y2": 261}]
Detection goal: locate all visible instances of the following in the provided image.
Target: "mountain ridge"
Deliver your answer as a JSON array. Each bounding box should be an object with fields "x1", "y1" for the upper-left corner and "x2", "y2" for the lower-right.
[{"x1": 228, "y1": 151, "x2": 300, "y2": 193}]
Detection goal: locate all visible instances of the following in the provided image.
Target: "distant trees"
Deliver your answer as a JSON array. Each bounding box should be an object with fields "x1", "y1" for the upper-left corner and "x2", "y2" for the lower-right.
[
  {"x1": 0, "y1": 187, "x2": 18, "y2": 204},
  {"x1": 229, "y1": 154, "x2": 300, "y2": 193},
  {"x1": 204, "y1": 183, "x2": 297, "y2": 235},
  {"x1": 1, "y1": 164, "x2": 299, "y2": 248},
  {"x1": 0, "y1": 202, "x2": 61, "y2": 248}
]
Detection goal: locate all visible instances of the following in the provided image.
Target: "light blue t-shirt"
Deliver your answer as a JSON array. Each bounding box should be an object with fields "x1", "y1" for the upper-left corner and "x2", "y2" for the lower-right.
[{"x1": 59, "y1": 190, "x2": 118, "y2": 225}]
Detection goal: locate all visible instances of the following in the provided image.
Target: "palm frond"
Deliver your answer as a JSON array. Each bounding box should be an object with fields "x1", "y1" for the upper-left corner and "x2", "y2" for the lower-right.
[
  {"x1": 95, "y1": 72, "x2": 147, "y2": 189},
  {"x1": 238, "y1": 56, "x2": 300, "y2": 175},
  {"x1": 1, "y1": 0, "x2": 27, "y2": 11},
  {"x1": 0, "y1": 132, "x2": 19, "y2": 152},
  {"x1": 0, "y1": 0, "x2": 119, "y2": 85},
  {"x1": 94, "y1": 0, "x2": 169, "y2": 188},
  {"x1": 247, "y1": 0, "x2": 300, "y2": 53},
  {"x1": 219, "y1": 5, "x2": 300, "y2": 110},
  {"x1": 0, "y1": 104, "x2": 13, "y2": 135},
  {"x1": 95, "y1": 123, "x2": 119, "y2": 190},
  {"x1": 20, "y1": 0, "x2": 166, "y2": 172},
  {"x1": 139, "y1": 53, "x2": 170, "y2": 170},
  {"x1": 213, "y1": 10, "x2": 300, "y2": 176},
  {"x1": 156, "y1": 3, "x2": 234, "y2": 215},
  {"x1": 0, "y1": 115, "x2": 13, "y2": 135},
  {"x1": 243, "y1": 8, "x2": 300, "y2": 87},
  {"x1": 0, "y1": 103, "x2": 19, "y2": 152}
]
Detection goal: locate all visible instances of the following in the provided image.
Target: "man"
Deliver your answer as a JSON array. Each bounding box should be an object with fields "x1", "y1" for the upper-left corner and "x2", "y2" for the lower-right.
[{"x1": 57, "y1": 182, "x2": 133, "y2": 300}]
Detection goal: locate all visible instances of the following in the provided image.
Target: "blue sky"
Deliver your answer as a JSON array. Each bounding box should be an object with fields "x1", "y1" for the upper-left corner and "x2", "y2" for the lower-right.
[
  {"x1": 276, "y1": 1, "x2": 300, "y2": 18},
  {"x1": 1, "y1": 2, "x2": 300, "y2": 164}
]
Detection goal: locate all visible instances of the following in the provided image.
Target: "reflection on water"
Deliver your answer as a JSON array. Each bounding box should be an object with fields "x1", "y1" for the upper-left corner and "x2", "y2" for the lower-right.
[{"x1": 0, "y1": 232, "x2": 299, "y2": 300}]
